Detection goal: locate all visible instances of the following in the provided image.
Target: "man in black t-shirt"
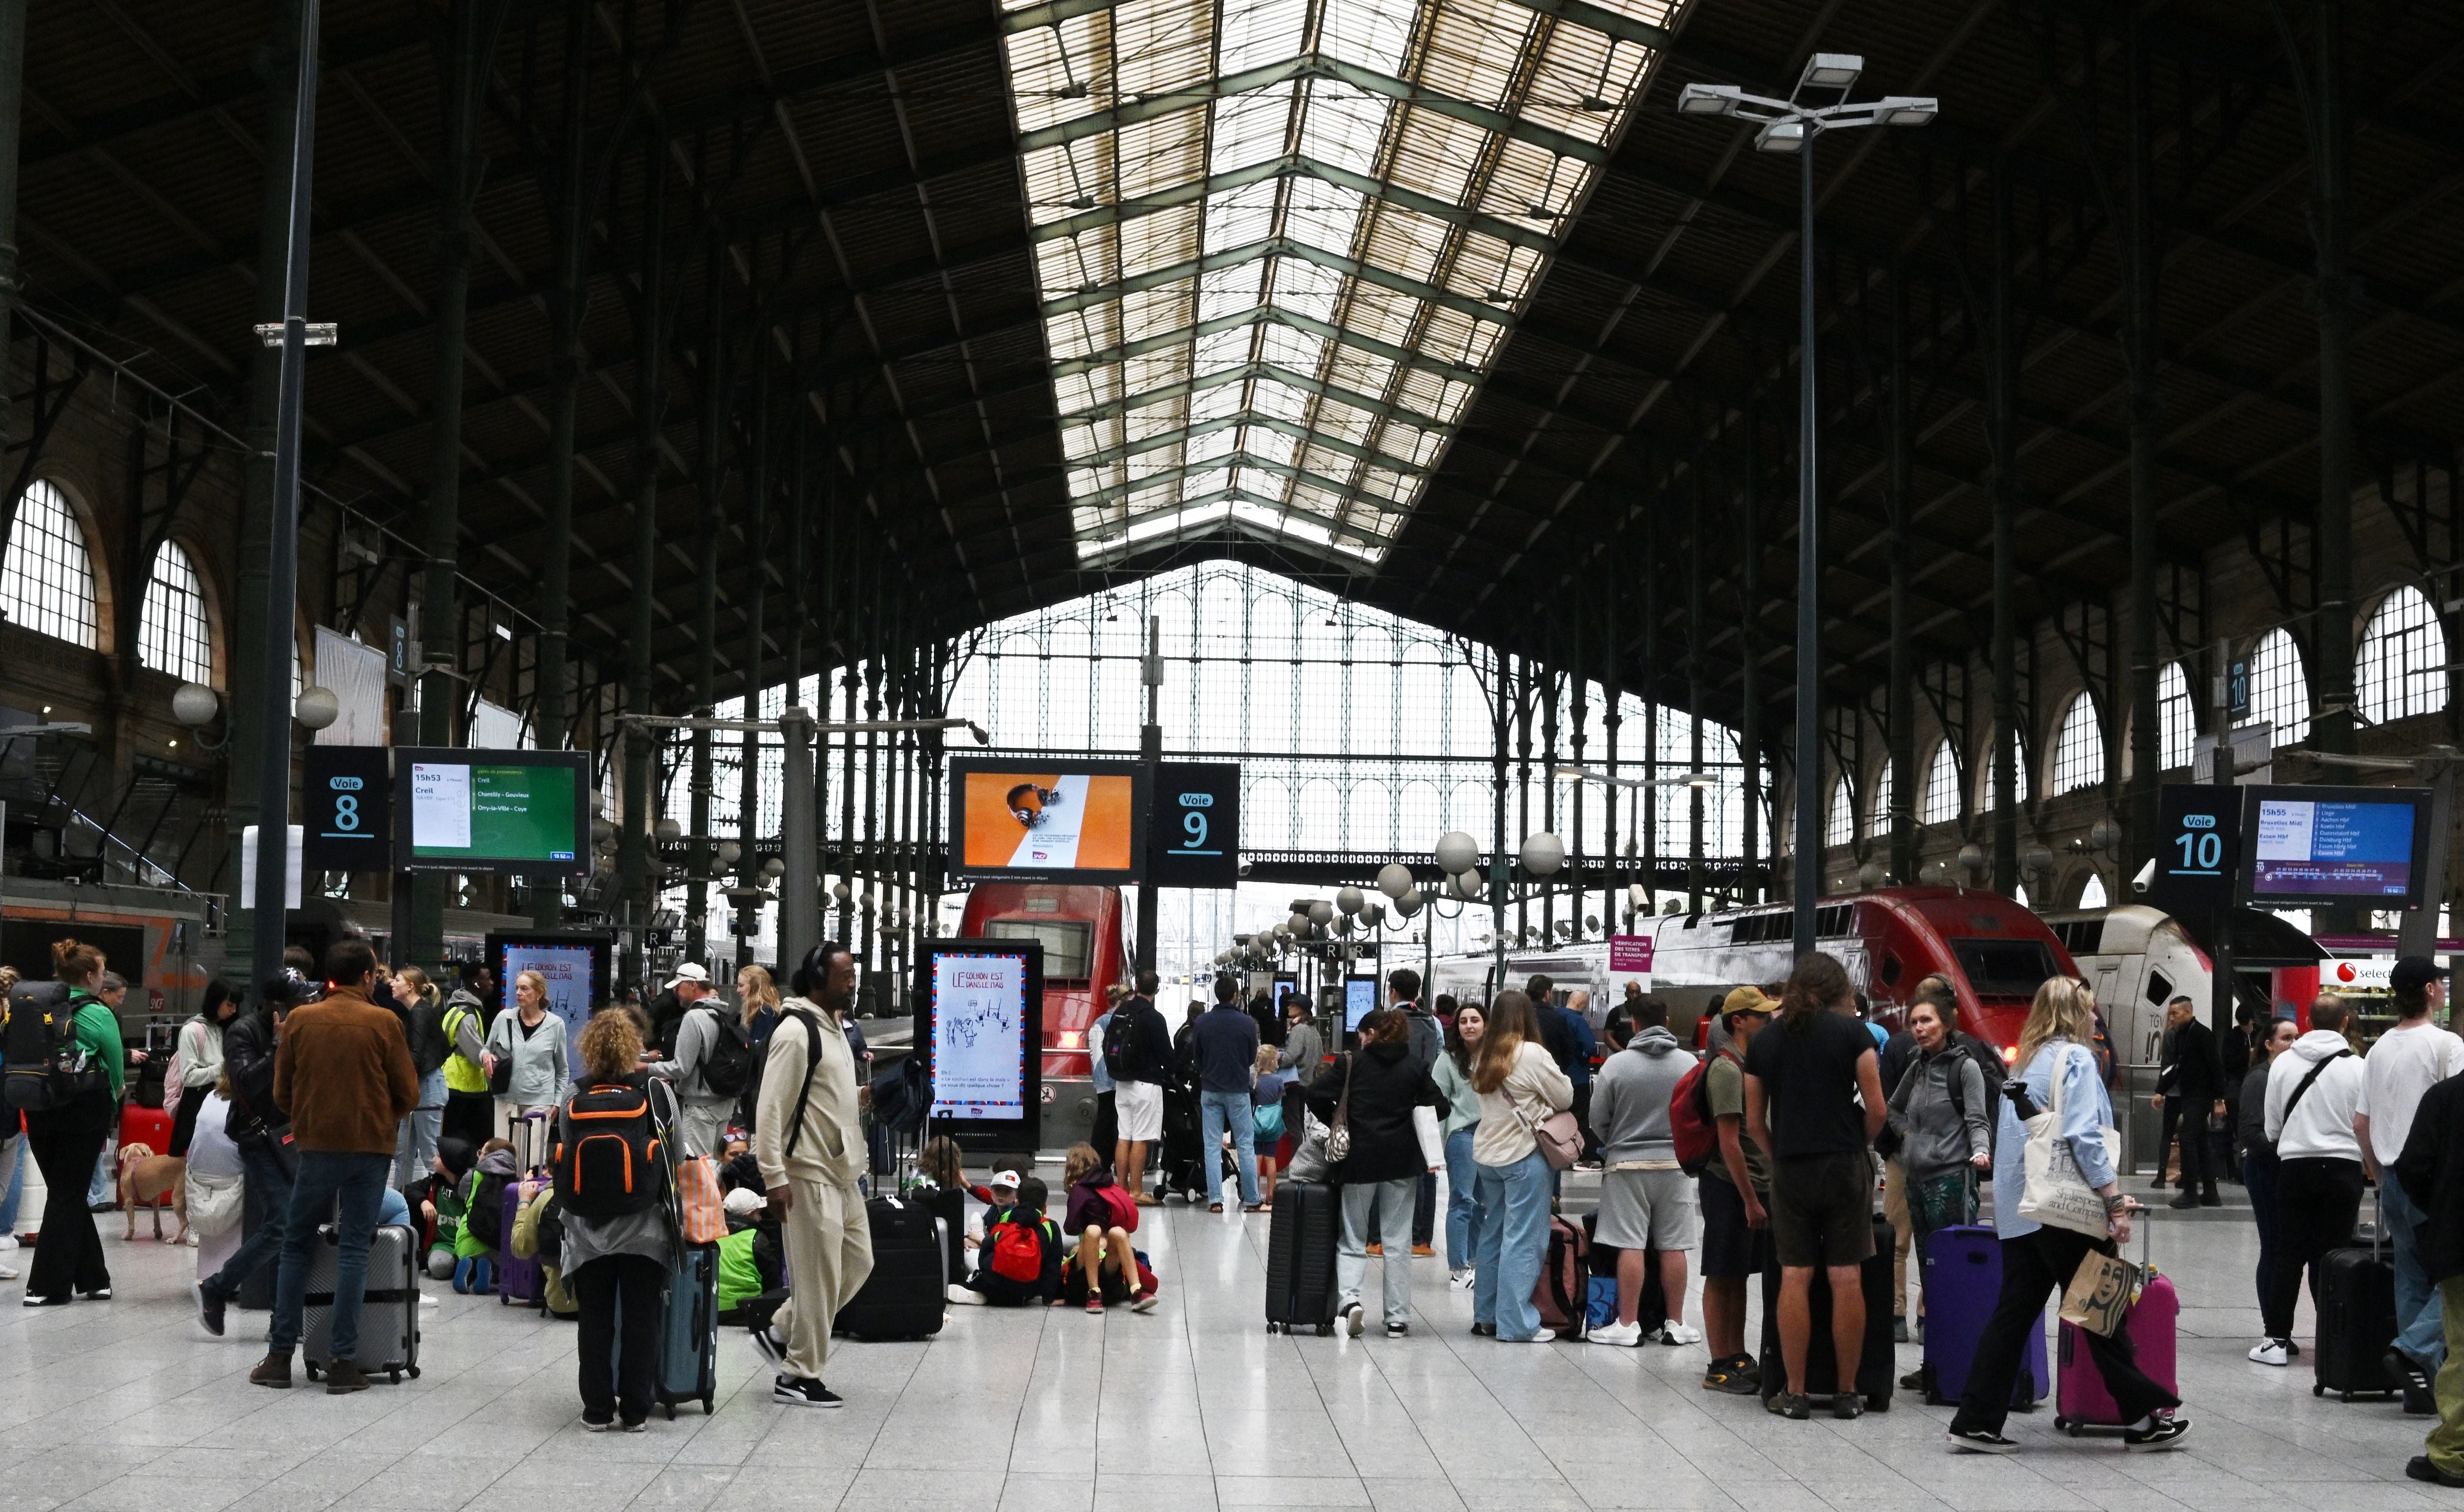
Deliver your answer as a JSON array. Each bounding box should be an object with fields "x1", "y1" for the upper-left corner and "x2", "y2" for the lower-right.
[{"x1": 1744, "y1": 954, "x2": 1886, "y2": 1420}]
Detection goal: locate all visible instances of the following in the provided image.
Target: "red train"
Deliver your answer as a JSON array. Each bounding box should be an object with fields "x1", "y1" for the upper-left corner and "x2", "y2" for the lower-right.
[{"x1": 955, "y1": 881, "x2": 1130, "y2": 1148}]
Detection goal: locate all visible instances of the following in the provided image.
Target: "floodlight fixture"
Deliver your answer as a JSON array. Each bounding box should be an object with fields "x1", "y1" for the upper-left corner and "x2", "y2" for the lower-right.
[
  {"x1": 1796, "y1": 52, "x2": 1864, "y2": 96},
  {"x1": 1676, "y1": 81, "x2": 1743, "y2": 115}
]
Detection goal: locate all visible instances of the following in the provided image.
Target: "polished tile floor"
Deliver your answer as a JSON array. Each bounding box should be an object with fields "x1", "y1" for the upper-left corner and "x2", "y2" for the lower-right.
[{"x1": 0, "y1": 1175, "x2": 2445, "y2": 1512}]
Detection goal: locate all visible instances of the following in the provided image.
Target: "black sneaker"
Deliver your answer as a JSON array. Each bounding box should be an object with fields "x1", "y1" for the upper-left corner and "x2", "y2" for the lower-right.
[
  {"x1": 1470, "y1": 1322, "x2": 1495, "y2": 1338},
  {"x1": 1385, "y1": 1321, "x2": 1408, "y2": 1338},
  {"x1": 195, "y1": 1283, "x2": 226, "y2": 1338},
  {"x1": 1833, "y1": 1392, "x2": 1865, "y2": 1420},
  {"x1": 1703, "y1": 1359, "x2": 1759, "y2": 1396},
  {"x1": 73, "y1": 1287, "x2": 110, "y2": 1301},
  {"x1": 2408, "y1": 1457, "x2": 2464, "y2": 1489},
  {"x1": 773, "y1": 1375, "x2": 842, "y2": 1408},
  {"x1": 1765, "y1": 1391, "x2": 1811, "y2": 1420},
  {"x1": 2123, "y1": 1417, "x2": 2190, "y2": 1452},
  {"x1": 2167, "y1": 1193, "x2": 2201, "y2": 1211},
  {"x1": 749, "y1": 1324, "x2": 787, "y2": 1369},
  {"x1": 1946, "y1": 1427, "x2": 2020, "y2": 1455}
]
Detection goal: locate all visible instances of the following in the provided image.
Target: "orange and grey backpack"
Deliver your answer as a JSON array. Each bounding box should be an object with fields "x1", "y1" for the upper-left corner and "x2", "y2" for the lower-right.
[{"x1": 553, "y1": 1073, "x2": 665, "y2": 1217}]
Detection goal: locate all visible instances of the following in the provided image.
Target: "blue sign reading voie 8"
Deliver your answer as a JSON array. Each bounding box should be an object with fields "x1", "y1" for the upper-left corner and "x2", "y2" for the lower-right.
[{"x1": 1152, "y1": 762, "x2": 1240, "y2": 889}]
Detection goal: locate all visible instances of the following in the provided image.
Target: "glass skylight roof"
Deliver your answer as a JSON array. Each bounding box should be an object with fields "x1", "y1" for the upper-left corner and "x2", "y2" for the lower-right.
[{"x1": 999, "y1": 0, "x2": 1681, "y2": 566}]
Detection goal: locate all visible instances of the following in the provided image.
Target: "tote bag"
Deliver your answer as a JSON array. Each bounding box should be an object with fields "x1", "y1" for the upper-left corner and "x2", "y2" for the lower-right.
[{"x1": 2015, "y1": 1044, "x2": 2118, "y2": 1238}]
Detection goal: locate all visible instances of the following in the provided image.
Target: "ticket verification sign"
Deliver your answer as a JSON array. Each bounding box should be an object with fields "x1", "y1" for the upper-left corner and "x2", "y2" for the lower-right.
[{"x1": 1609, "y1": 934, "x2": 1654, "y2": 990}]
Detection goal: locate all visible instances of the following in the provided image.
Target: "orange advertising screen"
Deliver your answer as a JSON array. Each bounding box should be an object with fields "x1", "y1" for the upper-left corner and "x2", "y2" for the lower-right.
[{"x1": 950, "y1": 761, "x2": 1147, "y2": 882}]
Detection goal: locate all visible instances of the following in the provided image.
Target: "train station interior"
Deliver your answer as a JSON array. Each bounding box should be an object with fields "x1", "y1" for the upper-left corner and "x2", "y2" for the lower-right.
[{"x1": 2, "y1": 0, "x2": 2464, "y2": 1505}]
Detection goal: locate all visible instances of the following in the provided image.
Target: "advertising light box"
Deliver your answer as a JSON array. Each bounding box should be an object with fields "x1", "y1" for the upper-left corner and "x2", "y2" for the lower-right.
[{"x1": 948, "y1": 758, "x2": 1149, "y2": 885}]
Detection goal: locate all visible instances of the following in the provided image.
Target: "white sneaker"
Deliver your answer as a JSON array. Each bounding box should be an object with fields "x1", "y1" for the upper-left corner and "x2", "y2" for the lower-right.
[
  {"x1": 1514, "y1": 1328, "x2": 1558, "y2": 1344},
  {"x1": 419, "y1": 1293, "x2": 438, "y2": 1308},
  {"x1": 0, "y1": 1265, "x2": 17, "y2": 1282},
  {"x1": 946, "y1": 1285, "x2": 987, "y2": 1306},
  {"x1": 1588, "y1": 1320, "x2": 1645, "y2": 1347},
  {"x1": 1449, "y1": 1267, "x2": 1475, "y2": 1291},
  {"x1": 1658, "y1": 1321, "x2": 1704, "y2": 1346},
  {"x1": 1342, "y1": 1302, "x2": 1365, "y2": 1338},
  {"x1": 2248, "y1": 1338, "x2": 2290, "y2": 1367},
  {"x1": 0, "y1": 1235, "x2": 21, "y2": 1251}
]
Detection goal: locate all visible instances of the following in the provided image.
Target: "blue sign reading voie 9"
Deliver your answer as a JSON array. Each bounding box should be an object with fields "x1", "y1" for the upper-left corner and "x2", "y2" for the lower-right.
[{"x1": 1151, "y1": 762, "x2": 1240, "y2": 889}]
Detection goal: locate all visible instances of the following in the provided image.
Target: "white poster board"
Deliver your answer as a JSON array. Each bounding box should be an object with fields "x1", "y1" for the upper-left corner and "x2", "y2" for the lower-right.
[{"x1": 310, "y1": 627, "x2": 390, "y2": 747}]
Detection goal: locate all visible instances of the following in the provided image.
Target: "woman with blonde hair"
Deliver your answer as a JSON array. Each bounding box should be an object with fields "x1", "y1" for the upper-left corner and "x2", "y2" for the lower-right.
[
  {"x1": 1945, "y1": 977, "x2": 2187, "y2": 1455},
  {"x1": 561, "y1": 1010, "x2": 670, "y2": 1430},
  {"x1": 1467, "y1": 990, "x2": 1572, "y2": 1343}
]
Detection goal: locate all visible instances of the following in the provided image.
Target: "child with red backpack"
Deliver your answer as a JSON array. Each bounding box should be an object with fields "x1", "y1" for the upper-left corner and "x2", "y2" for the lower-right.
[
  {"x1": 1059, "y1": 1143, "x2": 1158, "y2": 1314},
  {"x1": 952, "y1": 1176, "x2": 1063, "y2": 1307}
]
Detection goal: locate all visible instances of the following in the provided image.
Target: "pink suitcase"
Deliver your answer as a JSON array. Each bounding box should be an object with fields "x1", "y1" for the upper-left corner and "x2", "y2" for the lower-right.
[{"x1": 2053, "y1": 1268, "x2": 2178, "y2": 1434}]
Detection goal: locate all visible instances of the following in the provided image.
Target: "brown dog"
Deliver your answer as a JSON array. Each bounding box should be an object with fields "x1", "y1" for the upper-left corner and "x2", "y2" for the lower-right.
[{"x1": 117, "y1": 1143, "x2": 187, "y2": 1243}]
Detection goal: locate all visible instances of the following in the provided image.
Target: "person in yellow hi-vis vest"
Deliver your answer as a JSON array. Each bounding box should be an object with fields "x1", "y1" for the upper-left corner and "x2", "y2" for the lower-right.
[{"x1": 439, "y1": 977, "x2": 493, "y2": 1151}]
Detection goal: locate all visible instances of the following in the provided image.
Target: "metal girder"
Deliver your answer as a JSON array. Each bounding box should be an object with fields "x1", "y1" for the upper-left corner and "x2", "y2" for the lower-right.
[
  {"x1": 1067, "y1": 409, "x2": 1427, "y2": 476},
  {"x1": 1064, "y1": 450, "x2": 1408, "y2": 516},
  {"x1": 1060, "y1": 358, "x2": 1457, "y2": 435},
  {"x1": 1040, "y1": 234, "x2": 1515, "y2": 328},
  {"x1": 1015, "y1": 52, "x2": 1609, "y2": 168},
  {"x1": 1050, "y1": 301, "x2": 1485, "y2": 385},
  {"x1": 1033, "y1": 152, "x2": 1562, "y2": 256}
]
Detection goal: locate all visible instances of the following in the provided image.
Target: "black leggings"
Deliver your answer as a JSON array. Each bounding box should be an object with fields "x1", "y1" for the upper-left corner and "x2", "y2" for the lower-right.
[
  {"x1": 168, "y1": 1090, "x2": 204, "y2": 1159},
  {"x1": 1951, "y1": 1226, "x2": 2178, "y2": 1436},
  {"x1": 571, "y1": 1253, "x2": 665, "y2": 1425},
  {"x1": 2264, "y1": 1156, "x2": 2364, "y2": 1339},
  {"x1": 25, "y1": 1096, "x2": 114, "y2": 1301}
]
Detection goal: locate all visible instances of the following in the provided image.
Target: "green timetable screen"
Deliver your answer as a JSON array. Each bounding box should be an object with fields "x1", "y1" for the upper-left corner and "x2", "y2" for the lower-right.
[{"x1": 408, "y1": 760, "x2": 580, "y2": 864}]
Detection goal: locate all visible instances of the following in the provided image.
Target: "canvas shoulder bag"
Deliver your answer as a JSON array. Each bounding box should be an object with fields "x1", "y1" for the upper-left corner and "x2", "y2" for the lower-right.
[{"x1": 2015, "y1": 1043, "x2": 2120, "y2": 1237}]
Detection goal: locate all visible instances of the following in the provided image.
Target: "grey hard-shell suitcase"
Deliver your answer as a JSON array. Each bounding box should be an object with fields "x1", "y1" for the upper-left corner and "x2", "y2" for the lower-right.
[{"x1": 303, "y1": 1222, "x2": 422, "y2": 1383}]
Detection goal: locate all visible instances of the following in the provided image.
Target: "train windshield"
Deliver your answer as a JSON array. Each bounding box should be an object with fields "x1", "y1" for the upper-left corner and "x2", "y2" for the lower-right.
[
  {"x1": 983, "y1": 918, "x2": 1092, "y2": 981},
  {"x1": 1952, "y1": 939, "x2": 2061, "y2": 999}
]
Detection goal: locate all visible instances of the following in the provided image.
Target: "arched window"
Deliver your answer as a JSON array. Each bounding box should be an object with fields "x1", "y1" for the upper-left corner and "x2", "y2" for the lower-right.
[
  {"x1": 1870, "y1": 759, "x2": 1895, "y2": 836},
  {"x1": 2051, "y1": 694, "x2": 2105, "y2": 795},
  {"x1": 1922, "y1": 741, "x2": 1961, "y2": 824},
  {"x1": 1984, "y1": 729, "x2": 2030, "y2": 812},
  {"x1": 2249, "y1": 628, "x2": 2310, "y2": 744},
  {"x1": 1827, "y1": 775, "x2": 1855, "y2": 849},
  {"x1": 2359, "y1": 585, "x2": 2447, "y2": 724},
  {"x1": 139, "y1": 541, "x2": 213, "y2": 685},
  {"x1": 2156, "y1": 662, "x2": 2194, "y2": 770},
  {"x1": 0, "y1": 481, "x2": 99, "y2": 648}
]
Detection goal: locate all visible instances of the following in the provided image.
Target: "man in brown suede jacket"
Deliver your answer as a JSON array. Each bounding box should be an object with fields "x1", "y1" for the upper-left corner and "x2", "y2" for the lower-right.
[{"x1": 249, "y1": 936, "x2": 418, "y2": 1394}]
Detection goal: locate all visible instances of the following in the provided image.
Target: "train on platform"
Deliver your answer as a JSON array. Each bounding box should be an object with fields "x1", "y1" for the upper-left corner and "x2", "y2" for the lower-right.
[
  {"x1": 1433, "y1": 886, "x2": 2080, "y2": 1062},
  {"x1": 955, "y1": 880, "x2": 1131, "y2": 1151}
]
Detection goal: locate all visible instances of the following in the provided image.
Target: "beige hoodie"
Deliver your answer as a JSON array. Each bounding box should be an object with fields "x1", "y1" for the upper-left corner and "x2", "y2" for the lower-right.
[{"x1": 753, "y1": 997, "x2": 865, "y2": 1189}]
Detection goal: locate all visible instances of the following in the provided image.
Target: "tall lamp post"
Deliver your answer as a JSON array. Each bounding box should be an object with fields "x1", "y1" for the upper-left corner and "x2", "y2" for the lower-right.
[{"x1": 1676, "y1": 55, "x2": 1936, "y2": 957}]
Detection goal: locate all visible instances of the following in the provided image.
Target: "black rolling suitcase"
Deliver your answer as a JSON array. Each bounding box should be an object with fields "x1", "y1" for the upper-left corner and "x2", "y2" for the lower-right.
[
  {"x1": 1264, "y1": 1181, "x2": 1340, "y2": 1334},
  {"x1": 2315, "y1": 1205, "x2": 2400, "y2": 1401},
  {"x1": 833, "y1": 1194, "x2": 947, "y2": 1339},
  {"x1": 1759, "y1": 1212, "x2": 1896, "y2": 1410},
  {"x1": 302, "y1": 1223, "x2": 421, "y2": 1383},
  {"x1": 1159, "y1": 1084, "x2": 1206, "y2": 1202}
]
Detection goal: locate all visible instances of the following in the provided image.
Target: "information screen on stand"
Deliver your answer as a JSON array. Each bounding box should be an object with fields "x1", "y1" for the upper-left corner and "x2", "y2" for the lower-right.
[
  {"x1": 917, "y1": 939, "x2": 1043, "y2": 1148},
  {"x1": 2241, "y1": 784, "x2": 2433, "y2": 907}
]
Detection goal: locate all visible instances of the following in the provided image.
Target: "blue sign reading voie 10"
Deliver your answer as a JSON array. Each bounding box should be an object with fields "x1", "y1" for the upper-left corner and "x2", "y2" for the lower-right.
[{"x1": 2245, "y1": 787, "x2": 2430, "y2": 903}]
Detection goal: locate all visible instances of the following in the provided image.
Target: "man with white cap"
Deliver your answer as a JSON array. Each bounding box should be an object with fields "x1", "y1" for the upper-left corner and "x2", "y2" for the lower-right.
[
  {"x1": 651, "y1": 963, "x2": 713, "y2": 1062},
  {"x1": 649, "y1": 963, "x2": 751, "y2": 1158}
]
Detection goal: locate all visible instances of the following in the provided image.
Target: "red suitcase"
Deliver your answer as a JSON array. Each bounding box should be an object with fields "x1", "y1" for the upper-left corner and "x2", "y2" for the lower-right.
[{"x1": 119, "y1": 1104, "x2": 174, "y2": 1155}]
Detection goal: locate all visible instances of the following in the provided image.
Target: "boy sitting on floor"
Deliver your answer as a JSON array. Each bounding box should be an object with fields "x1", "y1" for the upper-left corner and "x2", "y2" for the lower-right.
[{"x1": 951, "y1": 1176, "x2": 1063, "y2": 1307}]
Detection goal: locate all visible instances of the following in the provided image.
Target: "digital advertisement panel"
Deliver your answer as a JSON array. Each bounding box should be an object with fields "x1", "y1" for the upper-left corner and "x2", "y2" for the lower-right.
[
  {"x1": 396, "y1": 749, "x2": 590, "y2": 874},
  {"x1": 1344, "y1": 975, "x2": 1380, "y2": 1037},
  {"x1": 948, "y1": 759, "x2": 1148, "y2": 883},
  {"x1": 929, "y1": 951, "x2": 1030, "y2": 1122}
]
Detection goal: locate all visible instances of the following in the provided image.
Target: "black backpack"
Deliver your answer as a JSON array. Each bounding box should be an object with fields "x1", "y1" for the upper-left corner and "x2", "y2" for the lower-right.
[
  {"x1": 1102, "y1": 1008, "x2": 1140, "y2": 1083},
  {"x1": 2, "y1": 982, "x2": 100, "y2": 1113},
  {"x1": 466, "y1": 1170, "x2": 510, "y2": 1248},
  {"x1": 695, "y1": 1008, "x2": 758, "y2": 1101},
  {"x1": 553, "y1": 1076, "x2": 666, "y2": 1218}
]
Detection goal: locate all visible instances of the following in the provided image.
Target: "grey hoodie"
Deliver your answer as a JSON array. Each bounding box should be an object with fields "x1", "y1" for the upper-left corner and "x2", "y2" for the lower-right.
[
  {"x1": 1886, "y1": 1047, "x2": 1991, "y2": 1180},
  {"x1": 1586, "y1": 1026, "x2": 1694, "y2": 1165}
]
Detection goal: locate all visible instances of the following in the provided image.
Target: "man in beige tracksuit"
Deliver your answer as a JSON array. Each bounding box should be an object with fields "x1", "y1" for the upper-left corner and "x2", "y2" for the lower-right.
[{"x1": 749, "y1": 942, "x2": 872, "y2": 1407}]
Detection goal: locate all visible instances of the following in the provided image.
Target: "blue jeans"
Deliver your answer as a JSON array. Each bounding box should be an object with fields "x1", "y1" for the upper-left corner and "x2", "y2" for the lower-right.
[
  {"x1": 1199, "y1": 1090, "x2": 1260, "y2": 1207},
  {"x1": 1339, "y1": 1179, "x2": 1418, "y2": 1325},
  {"x1": 205, "y1": 1141, "x2": 296, "y2": 1300},
  {"x1": 393, "y1": 1070, "x2": 447, "y2": 1190},
  {"x1": 269, "y1": 1150, "x2": 392, "y2": 1360},
  {"x1": 0, "y1": 1134, "x2": 23, "y2": 1235},
  {"x1": 2386, "y1": 1167, "x2": 2448, "y2": 1370},
  {"x1": 1473, "y1": 1150, "x2": 1552, "y2": 1340},
  {"x1": 85, "y1": 1143, "x2": 116, "y2": 1208},
  {"x1": 1444, "y1": 1125, "x2": 1482, "y2": 1270},
  {"x1": 2243, "y1": 1150, "x2": 2279, "y2": 1323}
]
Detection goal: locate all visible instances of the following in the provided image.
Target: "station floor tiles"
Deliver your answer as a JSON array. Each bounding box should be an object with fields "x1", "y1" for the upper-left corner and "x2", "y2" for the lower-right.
[{"x1": 0, "y1": 1195, "x2": 2446, "y2": 1512}]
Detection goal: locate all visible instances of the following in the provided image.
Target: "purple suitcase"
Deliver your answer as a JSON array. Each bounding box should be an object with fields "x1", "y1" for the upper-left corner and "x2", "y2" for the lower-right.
[
  {"x1": 496, "y1": 1176, "x2": 545, "y2": 1308},
  {"x1": 1920, "y1": 1225, "x2": 2044, "y2": 1406}
]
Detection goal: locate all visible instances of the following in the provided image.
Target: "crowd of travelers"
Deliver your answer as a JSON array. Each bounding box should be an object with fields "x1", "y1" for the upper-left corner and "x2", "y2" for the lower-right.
[{"x1": 11, "y1": 929, "x2": 2464, "y2": 1485}]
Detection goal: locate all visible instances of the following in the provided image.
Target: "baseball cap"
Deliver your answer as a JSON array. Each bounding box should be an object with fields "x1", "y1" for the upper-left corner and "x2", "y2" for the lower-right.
[
  {"x1": 665, "y1": 962, "x2": 711, "y2": 989},
  {"x1": 721, "y1": 1187, "x2": 765, "y2": 1217},
  {"x1": 989, "y1": 1169, "x2": 1023, "y2": 1190},
  {"x1": 2392, "y1": 956, "x2": 2449, "y2": 995},
  {"x1": 1721, "y1": 985, "x2": 1775, "y2": 1025}
]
